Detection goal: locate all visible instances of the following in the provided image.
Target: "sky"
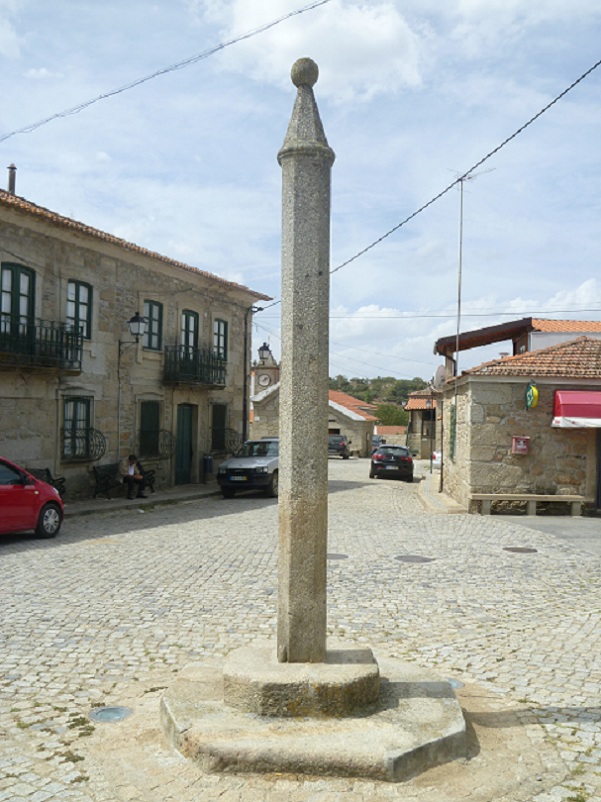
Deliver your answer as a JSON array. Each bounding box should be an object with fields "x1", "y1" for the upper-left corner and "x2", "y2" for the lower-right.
[{"x1": 1, "y1": 0, "x2": 600, "y2": 383}]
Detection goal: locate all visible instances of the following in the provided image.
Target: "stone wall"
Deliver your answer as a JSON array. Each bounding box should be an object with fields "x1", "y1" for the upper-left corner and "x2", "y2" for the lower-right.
[
  {"x1": 442, "y1": 378, "x2": 597, "y2": 509},
  {"x1": 249, "y1": 389, "x2": 280, "y2": 442}
]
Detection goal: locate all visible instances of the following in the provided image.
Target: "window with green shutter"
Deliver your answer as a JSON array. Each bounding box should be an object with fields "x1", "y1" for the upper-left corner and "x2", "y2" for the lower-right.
[
  {"x1": 67, "y1": 280, "x2": 93, "y2": 339},
  {"x1": 211, "y1": 404, "x2": 227, "y2": 451},
  {"x1": 213, "y1": 319, "x2": 228, "y2": 360},
  {"x1": 140, "y1": 401, "x2": 160, "y2": 457}
]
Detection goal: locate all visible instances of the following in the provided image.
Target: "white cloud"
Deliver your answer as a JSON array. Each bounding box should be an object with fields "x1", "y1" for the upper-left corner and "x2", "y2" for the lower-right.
[
  {"x1": 24, "y1": 67, "x2": 56, "y2": 79},
  {"x1": 194, "y1": 0, "x2": 421, "y2": 102},
  {"x1": 0, "y1": 3, "x2": 19, "y2": 59}
]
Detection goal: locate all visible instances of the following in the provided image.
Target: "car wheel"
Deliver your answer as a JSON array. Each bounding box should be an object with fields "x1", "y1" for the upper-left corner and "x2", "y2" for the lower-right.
[
  {"x1": 221, "y1": 488, "x2": 236, "y2": 498},
  {"x1": 266, "y1": 470, "x2": 279, "y2": 498},
  {"x1": 36, "y1": 503, "x2": 62, "y2": 538},
  {"x1": 369, "y1": 468, "x2": 375, "y2": 478}
]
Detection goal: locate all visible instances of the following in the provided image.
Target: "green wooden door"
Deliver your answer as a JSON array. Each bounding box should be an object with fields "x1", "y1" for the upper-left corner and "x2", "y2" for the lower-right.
[{"x1": 175, "y1": 404, "x2": 193, "y2": 485}]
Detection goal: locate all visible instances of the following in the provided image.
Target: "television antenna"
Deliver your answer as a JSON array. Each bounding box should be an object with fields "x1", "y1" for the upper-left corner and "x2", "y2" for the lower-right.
[{"x1": 450, "y1": 168, "x2": 495, "y2": 390}]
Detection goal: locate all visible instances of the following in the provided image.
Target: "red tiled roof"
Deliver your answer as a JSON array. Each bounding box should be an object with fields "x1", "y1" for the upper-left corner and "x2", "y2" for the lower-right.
[
  {"x1": 435, "y1": 317, "x2": 601, "y2": 357},
  {"x1": 0, "y1": 190, "x2": 270, "y2": 301},
  {"x1": 328, "y1": 390, "x2": 378, "y2": 421},
  {"x1": 464, "y1": 336, "x2": 601, "y2": 378},
  {"x1": 375, "y1": 425, "x2": 407, "y2": 435},
  {"x1": 404, "y1": 397, "x2": 436, "y2": 411},
  {"x1": 531, "y1": 319, "x2": 601, "y2": 333}
]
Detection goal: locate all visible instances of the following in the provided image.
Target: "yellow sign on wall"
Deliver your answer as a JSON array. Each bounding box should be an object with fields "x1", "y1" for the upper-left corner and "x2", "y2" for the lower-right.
[{"x1": 526, "y1": 383, "x2": 538, "y2": 410}]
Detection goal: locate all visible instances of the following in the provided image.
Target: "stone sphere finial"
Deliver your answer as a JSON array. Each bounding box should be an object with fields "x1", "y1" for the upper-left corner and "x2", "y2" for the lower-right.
[{"x1": 291, "y1": 58, "x2": 318, "y2": 88}]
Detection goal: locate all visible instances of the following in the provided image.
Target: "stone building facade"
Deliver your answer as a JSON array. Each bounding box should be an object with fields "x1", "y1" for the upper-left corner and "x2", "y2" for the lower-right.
[
  {"x1": 250, "y1": 384, "x2": 376, "y2": 457},
  {"x1": 0, "y1": 189, "x2": 269, "y2": 496},
  {"x1": 440, "y1": 337, "x2": 601, "y2": 512},
  {"x1": 404, "y1": 390, "x2": 438, "y2": 458}
]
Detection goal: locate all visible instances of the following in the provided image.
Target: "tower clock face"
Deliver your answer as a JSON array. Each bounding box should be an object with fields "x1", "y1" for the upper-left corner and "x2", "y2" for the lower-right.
[{"x1": 258, "y1": 374, "x2": 271, "y2": 387}]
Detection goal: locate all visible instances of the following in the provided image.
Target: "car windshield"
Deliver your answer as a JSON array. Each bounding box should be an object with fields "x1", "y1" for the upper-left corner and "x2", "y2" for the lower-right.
[
  {"x1": 377, "y1": 446, "x2": 410, "y2": 456},
  {"x1": 236, "y1": 441, "x2": 279, "y2": 457}
]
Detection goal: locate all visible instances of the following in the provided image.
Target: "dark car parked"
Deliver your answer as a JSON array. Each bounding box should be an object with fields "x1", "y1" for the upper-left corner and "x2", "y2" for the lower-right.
[
  {"x1": 369, "y1": 445, "x2": 414, "y2": 482},
  {"x1": 0, "y1": 456, "x2": 64, "y2": 537},
  {"x1": 328, "y1": 434, "x2": 350, "y2": 459}
]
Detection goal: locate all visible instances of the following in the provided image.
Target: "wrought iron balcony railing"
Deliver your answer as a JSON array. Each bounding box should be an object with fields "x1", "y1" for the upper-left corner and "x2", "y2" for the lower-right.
[
  {"x1": 163, "y1": 345, "x2": 226, "y2": 386},
  {"x1": 62, "y1": 427, "x2": 107, "y2": 462},
  {"x1": 0, "y1": 315, "x2": 83, "y2": 372}
]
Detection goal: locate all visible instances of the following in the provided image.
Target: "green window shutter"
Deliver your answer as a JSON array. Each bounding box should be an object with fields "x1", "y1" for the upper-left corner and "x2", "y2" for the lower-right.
[{"x1": 140, "y1": 401, "x2": 160, "y2": 457}]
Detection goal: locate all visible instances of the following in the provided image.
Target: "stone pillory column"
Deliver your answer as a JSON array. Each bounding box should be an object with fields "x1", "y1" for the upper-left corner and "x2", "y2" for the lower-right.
[{"x1": 277, "y1": 58, "x2": 335, "y2": 664}]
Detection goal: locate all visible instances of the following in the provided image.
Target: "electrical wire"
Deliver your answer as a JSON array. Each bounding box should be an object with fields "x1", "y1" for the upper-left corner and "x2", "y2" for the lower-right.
[
  {"x1": 258, "y1": 306, "x2": 601, "y2": 321},
  {"x1": 249, "y1": 55, "x2": 601, "y2": 312},
  {"x1": 0, "y1": 0, "x2": 332, "y2": 144},
  {"x1": 330, "y1": 55, "x2": 601, "y2": 275}
]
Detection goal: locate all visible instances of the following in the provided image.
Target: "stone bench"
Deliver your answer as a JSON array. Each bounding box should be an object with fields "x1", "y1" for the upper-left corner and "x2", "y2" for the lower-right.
[{"x1": 471, "y1": 493, "x2": 585, "y2": 517}]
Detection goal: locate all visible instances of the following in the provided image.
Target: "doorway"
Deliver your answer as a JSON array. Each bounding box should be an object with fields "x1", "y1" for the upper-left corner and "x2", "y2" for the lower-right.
[{"x1": 175, "y1": 404, "x2": 194, "y2": 485}]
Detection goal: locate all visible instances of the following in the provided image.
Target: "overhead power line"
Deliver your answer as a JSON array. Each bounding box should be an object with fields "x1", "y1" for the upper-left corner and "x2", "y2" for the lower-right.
[
  {"x1": 0, "y1": 0, "x2": 332, "y2": 144},
  {"x1": 256, "y1": 55, "x2": 601, "y2": 314},
  {"x1": 330, "y1": 55, "x2": 601, "y2": 275}
]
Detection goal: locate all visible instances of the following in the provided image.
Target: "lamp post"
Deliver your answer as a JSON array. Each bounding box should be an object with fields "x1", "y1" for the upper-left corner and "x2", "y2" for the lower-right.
[
  {"x1": 242, "y1": 306, "x2": 263, "y2": 445},
  {"x1": 117, "y1": 312, "x2": 147, "y2": 460},
  {"x1": 425, "y1": 393, "x2": 435, "y2": 474}
]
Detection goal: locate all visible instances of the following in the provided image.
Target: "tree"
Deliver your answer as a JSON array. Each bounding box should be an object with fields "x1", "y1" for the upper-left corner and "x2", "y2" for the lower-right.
[{"x1": 375, "y1": 403, "x2": 409, "y2": 426}]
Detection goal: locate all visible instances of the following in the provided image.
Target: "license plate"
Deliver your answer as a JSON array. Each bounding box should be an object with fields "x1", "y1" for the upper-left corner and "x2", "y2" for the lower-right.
[
  {"x1": 385, "y1": 465, "x2": 397, "y2": 470},
  {"x1": 229, "y1": 476, "x2": 247, "y2": 481}
]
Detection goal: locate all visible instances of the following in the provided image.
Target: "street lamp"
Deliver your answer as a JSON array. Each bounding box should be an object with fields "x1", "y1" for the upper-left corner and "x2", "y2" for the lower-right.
[
  {"x1": 258, "y1": 342, "x2": 271, "y2": 363},
  {"x1": 127, "y1": 311, "x2": 146, "y2": 342}
]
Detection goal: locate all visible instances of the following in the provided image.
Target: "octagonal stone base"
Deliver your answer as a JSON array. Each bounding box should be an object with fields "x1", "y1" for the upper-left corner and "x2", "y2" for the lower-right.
[
  {"x1": 223, "y1": 645, "x2": 379, "y2": 717},
  {"x1": 161, "y1": 647, "x2": 467, "y2": 783}
]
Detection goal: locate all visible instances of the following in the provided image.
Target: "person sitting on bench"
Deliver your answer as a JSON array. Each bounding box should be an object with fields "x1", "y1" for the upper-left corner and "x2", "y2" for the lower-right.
[{"x1": 120, "y1": 454, "x2": 147, "y2": 499}]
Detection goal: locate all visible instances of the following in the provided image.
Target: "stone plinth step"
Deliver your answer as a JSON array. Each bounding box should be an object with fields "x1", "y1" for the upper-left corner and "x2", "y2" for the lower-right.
[
  {"x1": 160, "y1": 650, "x2": 467, "y2": 783},
  {"x1": 223, "y1": 644, "x2": 380, "y2": 717}
]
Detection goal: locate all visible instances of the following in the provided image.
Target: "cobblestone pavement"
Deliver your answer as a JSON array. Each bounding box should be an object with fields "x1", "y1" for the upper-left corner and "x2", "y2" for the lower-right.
[{"x1": 1, "y1": 459, "x2": 601, "y2": 802}]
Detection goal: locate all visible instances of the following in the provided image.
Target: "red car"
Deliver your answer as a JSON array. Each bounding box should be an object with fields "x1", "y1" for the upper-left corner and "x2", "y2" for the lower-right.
[{"x1": 0, "y1": 457, "x2": 64, "y2": 538}]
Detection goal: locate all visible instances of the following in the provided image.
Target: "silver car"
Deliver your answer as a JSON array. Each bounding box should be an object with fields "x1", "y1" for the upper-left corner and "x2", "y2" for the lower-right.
[{"x1": 217, "y1": 438, "x2": 279, "y2": 498}]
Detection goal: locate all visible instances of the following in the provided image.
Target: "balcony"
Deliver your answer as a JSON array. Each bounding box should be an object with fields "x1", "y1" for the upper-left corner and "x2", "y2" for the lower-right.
[
  {"x1": 163, "y1": 345, "x2": 226, "y2": 387},
  {"x1": 0, "y1": 316, "x2": 83, "y2": 373}
]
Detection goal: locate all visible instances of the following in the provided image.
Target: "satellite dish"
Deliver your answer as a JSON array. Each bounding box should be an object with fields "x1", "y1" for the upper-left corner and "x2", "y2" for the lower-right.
[{"x1": 433, "y1": 365, "x2": 446, "y2": 389}]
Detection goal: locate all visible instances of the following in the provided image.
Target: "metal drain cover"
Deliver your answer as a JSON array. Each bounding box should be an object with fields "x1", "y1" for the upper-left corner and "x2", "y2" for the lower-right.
[
  {"x1": 89, "y1": 706, "x2": 133, "y2": 723},
  {"x1": 327, "y1": 553, "x2": 348, "y2": 560},
  {"x1": 395, "y1": 555, "x2": 435, "y2": 563},
  {"x1": 503, "y1": 547, "x2": 538, "y2": 554}
]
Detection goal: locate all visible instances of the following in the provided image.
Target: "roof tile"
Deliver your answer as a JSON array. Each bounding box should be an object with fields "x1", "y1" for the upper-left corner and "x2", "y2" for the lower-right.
[
  {"x1": 464, "y1": 336, "x2": 601, "y2": 378},
  {"x1": 0, "y1": 190, "x2": 270, "y2": 300}
]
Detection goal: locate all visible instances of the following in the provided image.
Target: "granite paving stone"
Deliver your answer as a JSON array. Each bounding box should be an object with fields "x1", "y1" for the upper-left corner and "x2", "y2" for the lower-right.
[{"x1": 1, "y1": 459, "x2": 600, "y2": 800}]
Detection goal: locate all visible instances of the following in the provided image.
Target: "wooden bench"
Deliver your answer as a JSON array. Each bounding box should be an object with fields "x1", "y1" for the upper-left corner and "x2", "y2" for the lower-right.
[
  {"x1": 92, "y1": 463, "x2": 156, "y2": 499},
  {"x1": 471, "y1": 493, "x2": 585, "y2": 517},
  {"x1": 27, "y1": 467, "x2": 66, "y2": 497}
]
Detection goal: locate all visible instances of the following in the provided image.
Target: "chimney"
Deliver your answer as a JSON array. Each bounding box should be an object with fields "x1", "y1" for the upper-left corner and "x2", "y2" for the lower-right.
[{"x1": 7, "y1": 163, "x2": 16, "y2": 194}]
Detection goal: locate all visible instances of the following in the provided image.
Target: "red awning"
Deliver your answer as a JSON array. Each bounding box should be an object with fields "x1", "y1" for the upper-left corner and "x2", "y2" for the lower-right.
[{"x1": 552, "y1": 390, "x2": 601, "y2": 428}]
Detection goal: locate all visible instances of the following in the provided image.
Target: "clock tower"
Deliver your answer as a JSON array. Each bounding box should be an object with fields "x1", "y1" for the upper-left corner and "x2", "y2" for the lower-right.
[{"x1": 253, "y1": 342, "x2": 280, "y2": 391}]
